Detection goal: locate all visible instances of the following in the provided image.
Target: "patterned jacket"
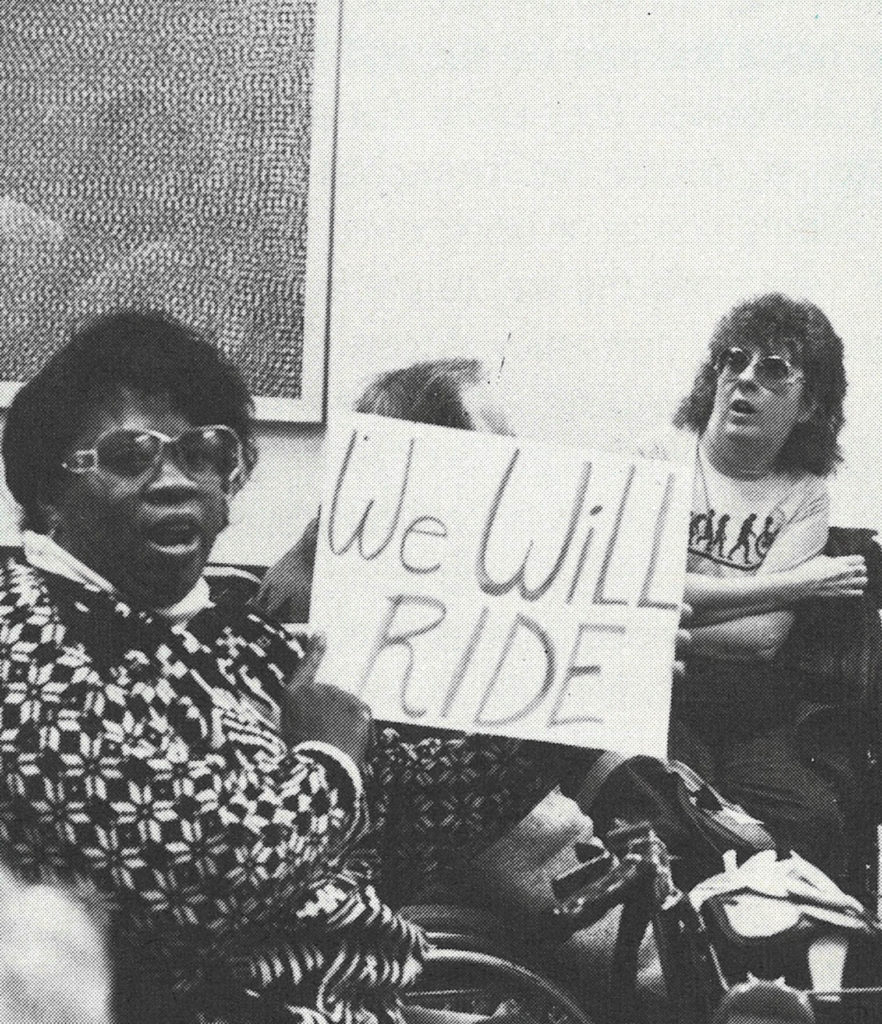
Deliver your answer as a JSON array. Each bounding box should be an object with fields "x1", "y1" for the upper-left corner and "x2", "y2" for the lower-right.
[
  {"x1": 0, "y1": 560, "x2": 423, "y2": 1023},
  {"x1": 0, "y1": 559, "x2": 565, "y2": 1021}
]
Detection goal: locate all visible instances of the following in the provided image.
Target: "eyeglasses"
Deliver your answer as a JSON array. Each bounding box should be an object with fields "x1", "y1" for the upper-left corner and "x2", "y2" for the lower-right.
[
  {"x1": 62, "y1": 425, "x2": 244, "y2": 487},
  {"x1": 714, "y1": 347, "x2": 804, "y2": 391}
]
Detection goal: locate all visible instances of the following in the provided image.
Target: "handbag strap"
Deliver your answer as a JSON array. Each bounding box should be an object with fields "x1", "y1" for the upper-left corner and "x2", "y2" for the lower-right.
[{"x1": 572, "y1": 750, "x2": 630, "y2": 813}]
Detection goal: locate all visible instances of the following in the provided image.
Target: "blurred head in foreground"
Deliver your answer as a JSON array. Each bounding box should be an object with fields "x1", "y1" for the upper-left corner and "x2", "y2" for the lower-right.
[
  {"x1": 0, "y1": 865, "x2": 112, "y2": 1023},
  {"x1": 356, "y1": 358, "x2": 513, "y2": 435}
]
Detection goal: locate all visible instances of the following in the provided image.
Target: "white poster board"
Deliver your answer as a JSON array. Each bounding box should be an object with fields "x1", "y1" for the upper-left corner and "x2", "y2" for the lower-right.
[{"x1": 311, "y1": 414, "x2": 693, "y2": 756}]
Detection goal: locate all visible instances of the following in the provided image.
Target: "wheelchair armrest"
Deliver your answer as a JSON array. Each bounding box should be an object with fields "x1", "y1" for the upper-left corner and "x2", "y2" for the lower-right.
[{"x1": 399, "y1": 904, "x2": 526, "y2": 957}]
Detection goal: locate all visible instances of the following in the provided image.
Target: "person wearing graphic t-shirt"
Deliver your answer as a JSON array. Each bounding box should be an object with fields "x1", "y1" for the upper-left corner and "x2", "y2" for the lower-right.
[{"x1": 671, "y1": 294, "x2": 867, "y2": 875}]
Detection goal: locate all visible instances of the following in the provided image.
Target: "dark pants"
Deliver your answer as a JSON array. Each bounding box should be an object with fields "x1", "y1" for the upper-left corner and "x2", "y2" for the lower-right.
[{"x1": 669, "y1": 708, "x2": 849, "y2": 879}]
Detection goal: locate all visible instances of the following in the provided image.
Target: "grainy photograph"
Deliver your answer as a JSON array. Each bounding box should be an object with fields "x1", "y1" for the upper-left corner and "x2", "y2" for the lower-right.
[{"x1": 1, "y1": 4, "x2": 882, "y2": 1024}]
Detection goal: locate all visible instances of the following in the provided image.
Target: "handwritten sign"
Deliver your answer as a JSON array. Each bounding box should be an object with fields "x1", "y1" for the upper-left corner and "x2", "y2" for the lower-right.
[{"x1": 311, "y1": 415, "x2": 693, "y2": 756}]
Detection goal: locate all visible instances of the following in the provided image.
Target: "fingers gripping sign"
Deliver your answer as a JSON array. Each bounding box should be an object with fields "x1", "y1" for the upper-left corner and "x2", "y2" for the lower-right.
[{"x1": 281, "y1": 633, "x2": 375, "y2": 770}]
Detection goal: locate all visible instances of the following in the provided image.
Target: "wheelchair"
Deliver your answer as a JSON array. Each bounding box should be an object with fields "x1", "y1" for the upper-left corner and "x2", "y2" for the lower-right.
[
  {"x1": 401, "y1": 823, "x2": 882, "y2": 1024},
  {"x1": 400, "y1": 902, "x2": 598, "y2": 1024}
]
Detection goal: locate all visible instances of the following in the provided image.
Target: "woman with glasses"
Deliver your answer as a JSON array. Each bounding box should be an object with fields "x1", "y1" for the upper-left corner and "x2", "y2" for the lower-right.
[
  {"x1": 0, "y1": 310, "x2": 424, "y2": 1024},
  {"x1": 669, "y1": 293, "x2": 867, "y2": 874}
]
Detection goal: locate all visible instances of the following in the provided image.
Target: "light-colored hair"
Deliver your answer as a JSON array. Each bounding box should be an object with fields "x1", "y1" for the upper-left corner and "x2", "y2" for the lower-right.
[{"x1": 356, "y1": 358, "x2": 483, "y2": 428}]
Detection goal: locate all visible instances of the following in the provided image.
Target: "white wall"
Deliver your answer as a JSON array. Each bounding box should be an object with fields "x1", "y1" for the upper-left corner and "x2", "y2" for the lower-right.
[
  {"x1": 325, "y1": 0, "x2": 882, "y2": 535},
  {"x1": 4, "y1": 1, "x2": 882, "y2": 561}
]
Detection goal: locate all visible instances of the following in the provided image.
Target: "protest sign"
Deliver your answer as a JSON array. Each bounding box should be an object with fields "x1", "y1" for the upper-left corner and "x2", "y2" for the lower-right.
[{"x1": 311, "y1": 414, "x2": 693, "y2": 756}]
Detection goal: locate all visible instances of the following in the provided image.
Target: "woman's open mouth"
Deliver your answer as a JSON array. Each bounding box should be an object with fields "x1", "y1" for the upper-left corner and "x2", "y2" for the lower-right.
[
  {"x1": 144, "y1": 517, "x2": 203, "y2": 556},
  {"x1": 729, "y1": 398, "x2": 757, "y2": 417}
]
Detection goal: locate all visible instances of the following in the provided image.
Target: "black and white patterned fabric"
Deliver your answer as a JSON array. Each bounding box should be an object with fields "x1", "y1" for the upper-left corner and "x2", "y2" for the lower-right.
[
  {"x1": 355, "y1": 728, "x2": 561, "y2": 906},
  {"x1": 0, "y1": 559, "x2": 424, "y2": 1024}
]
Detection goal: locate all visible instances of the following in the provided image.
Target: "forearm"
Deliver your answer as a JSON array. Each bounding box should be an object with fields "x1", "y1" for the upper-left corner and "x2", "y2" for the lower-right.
[
  {"x1": 691, "y1": 597, "x2": 793, "y2": 626},
  {"x1": 685, "y1": 570, "x2": 806, "y2": 624},
  {"x1": 690, "y1": 609, "x2": 795, "y2": 663}
]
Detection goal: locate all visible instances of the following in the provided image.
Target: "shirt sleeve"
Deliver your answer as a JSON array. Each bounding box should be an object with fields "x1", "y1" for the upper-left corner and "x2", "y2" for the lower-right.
[
  {"x1": 0, "y1": 638, "x2": 367, "y2": 963},
  {"x1": 759, "y1": 477, "x2": 830, "y2": 574},
  {"x1": 296, "y1": 740, "x2": 365, "y2": 806}
]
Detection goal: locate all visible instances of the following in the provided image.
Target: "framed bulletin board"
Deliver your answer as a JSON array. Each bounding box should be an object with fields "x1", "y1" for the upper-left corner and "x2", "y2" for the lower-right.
[{"x1": 0, "y1": 0, "x2": 341, "y2": 421}]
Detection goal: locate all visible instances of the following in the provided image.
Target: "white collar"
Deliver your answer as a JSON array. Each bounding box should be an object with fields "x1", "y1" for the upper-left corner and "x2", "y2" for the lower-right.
[{"x1": 22, "y1": 530, "x2": 213, "y2": 623}]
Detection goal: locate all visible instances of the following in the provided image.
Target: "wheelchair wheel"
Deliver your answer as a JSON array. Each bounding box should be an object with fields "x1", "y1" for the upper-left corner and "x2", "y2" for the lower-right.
[{"x1": 405, "y1": 946, "x2": 599, "y2": 1024}]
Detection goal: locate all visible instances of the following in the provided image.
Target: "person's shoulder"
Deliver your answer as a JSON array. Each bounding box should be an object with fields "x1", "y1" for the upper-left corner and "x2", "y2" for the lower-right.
[
  {"x1": 767, "y1": 469, "x2": 829, "y2": 523},
  {"x1": 778, "y1": 469, "x2": 829, "y2": 503},
  {"x1": 206, "y1": 596, "x2": 310, "y2": 664},
  {"x1": 0, "y1": 560, "x2": 74, "y2": 665},
  {"x1": 798, "y1": 472, "x2": 830, "y2": 515},
  {"x1": 800, "y1": 471, "x2": 829, "y2": 505},
  {"x1": 241, "y1": 608, "x2": 313, "y2": 692}
]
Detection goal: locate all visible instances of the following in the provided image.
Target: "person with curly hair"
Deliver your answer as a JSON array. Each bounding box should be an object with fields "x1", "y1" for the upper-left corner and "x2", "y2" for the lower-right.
[{"x1": 670, "y1": 293, "x2": 867, "y2": 873}]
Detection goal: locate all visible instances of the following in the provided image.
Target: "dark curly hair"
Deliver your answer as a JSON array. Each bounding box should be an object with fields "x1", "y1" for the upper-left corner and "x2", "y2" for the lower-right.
[
  {"x1": 673, "y1": 294, "x2": 846, "y2": 476},
  {"x1": 4, "y1": 309, "x2": 258, "y2": 532}
]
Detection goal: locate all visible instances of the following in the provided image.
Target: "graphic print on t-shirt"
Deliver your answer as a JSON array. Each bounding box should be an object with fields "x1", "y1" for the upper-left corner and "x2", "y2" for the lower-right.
[{"x1": 689, "y1": 507, "x2": 784, "y2": 571}]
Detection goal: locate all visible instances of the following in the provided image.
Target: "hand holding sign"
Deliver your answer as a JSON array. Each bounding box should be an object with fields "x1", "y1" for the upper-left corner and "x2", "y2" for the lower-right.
[
  {"x1": 280, "y1": 632, "x2": 375, "y2": 769},
  {"x1": 256, "y1": 513, "x2": 320, "y2": 621}
]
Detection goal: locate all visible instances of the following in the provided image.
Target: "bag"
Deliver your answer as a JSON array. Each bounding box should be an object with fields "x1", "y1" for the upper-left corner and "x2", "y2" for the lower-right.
[
  {"x1": 573, "y1": 752, "x2": 776, "y2": 884},
  {"x1": 693, "y1": 850, "x2": 882, "y2": 999},
  {"x1": 693, "y1": 849, "x2": 875, "y2": 945},
  {"x1": 458, "y1": 788, "x2": 596, "y2": 924}
]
